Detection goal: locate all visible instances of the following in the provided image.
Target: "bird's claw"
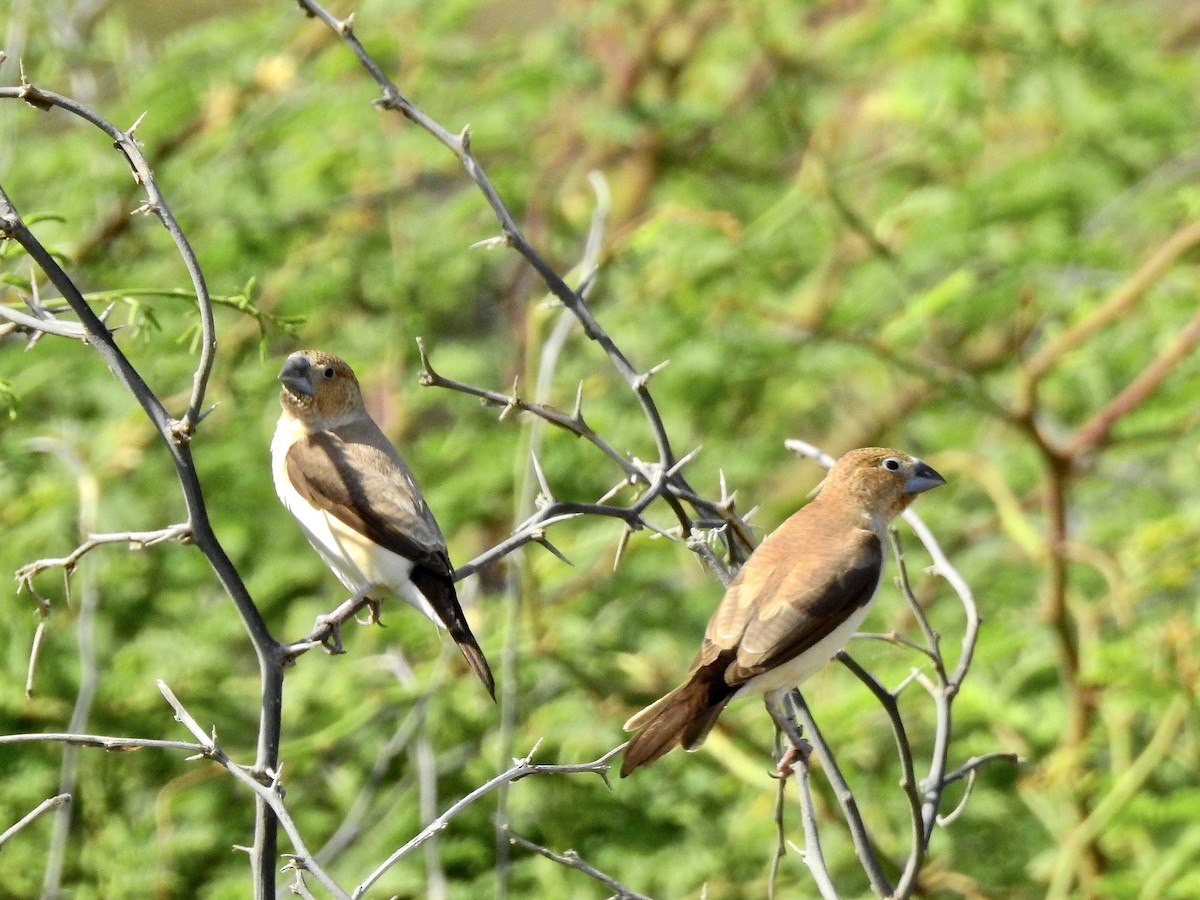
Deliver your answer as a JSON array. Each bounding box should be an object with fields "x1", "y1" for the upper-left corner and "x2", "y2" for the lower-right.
[
  {"x1": 354, "y1": 598, "x2": 383, "y2": 627},
  {"x1": 314, "y1": 613, "x2": 346, "y2": 655},
  {"x1": 773, "y1": 738, "x2": 813, "y2": 781}
]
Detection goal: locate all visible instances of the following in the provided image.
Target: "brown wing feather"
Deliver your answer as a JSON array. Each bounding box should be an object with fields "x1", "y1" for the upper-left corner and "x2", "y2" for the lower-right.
[
  {"x1": 700, "y1": 521, "x2": 883, "y2": 689},
  {"x1": 285, "y1": 432, "x2": 449, "y2": 573},
  {"x1": 730, "y1": 542, "x2": 880, "y2": 683},
  {"x1": 287, "y1": 431, "x2": 496, "y2": 699}
]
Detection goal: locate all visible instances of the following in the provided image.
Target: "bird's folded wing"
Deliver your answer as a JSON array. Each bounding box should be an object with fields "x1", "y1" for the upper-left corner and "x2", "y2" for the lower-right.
[
  {"x1": 703, "y1": 528, "x2": 883, "y2": 685},
  {"x1": 285, "y1": 433, "x2": 451, "y2": 574}
]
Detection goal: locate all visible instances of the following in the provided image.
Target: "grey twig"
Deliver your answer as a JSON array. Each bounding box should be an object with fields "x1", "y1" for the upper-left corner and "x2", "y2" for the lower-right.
[
  {"x1": 0, "y1": 732, "x2": 204, "y2": 753},
  {"x1": 505, "y1": 827, "x2": 651, "y2": 900},
  {"x1": 16, "y1": 523, "x2": 192, "y2": 589},
  {"x1": 787, "y1": 689, "x2": 892, "y2": 896},
  {"x1": 353, "y1": 742, "x2": 624, "y2": 899},
  {"x1": 0, "y1": 794, "x2": 71, "y2": 850},
  {"x1": 0, "y1": 122, "x2": 284, "y2": 896},
  {"x1": 771, "y1": 726, "x2": 838, "y2": 900},
  {"x1": 0, "y1": 81, "x2": 215, "y2": 432},
  {"x1": 156, "y1": 681, "x2": 349, "y2": 900}
]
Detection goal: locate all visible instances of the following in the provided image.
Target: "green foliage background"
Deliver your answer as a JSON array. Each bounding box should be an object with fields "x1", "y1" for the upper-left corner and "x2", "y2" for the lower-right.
[{"x1": 2, "y1": 0, "x2": 1199, "y2": 896}]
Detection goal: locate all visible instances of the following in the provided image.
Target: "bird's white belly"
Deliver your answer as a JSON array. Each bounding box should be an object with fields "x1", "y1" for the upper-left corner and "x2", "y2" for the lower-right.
[{"x1": 733, "y1": 598, "x2": 875, "y2": 699}]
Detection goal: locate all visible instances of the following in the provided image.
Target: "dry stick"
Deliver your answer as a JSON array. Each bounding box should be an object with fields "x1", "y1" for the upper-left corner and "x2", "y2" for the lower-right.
[
  {"x1": 0, "y1": 301, "x2": 89, "y2": 337},
  {"x1": 504, "y1": 827, "x2": 652, "y2": 900},
  {"x1": 768, "y1": 773, "x2": 787, "y2": 900},
  {"x1": 352, "y1": 743, "x2": 624, "y2": 898},
  {"x1": 0, "y1": 794, "x2": 71, "y2": 850},
  {"x1": 783, "y1": 754, "x2": 839, "y2": 900},
  {"x1": 0, "y1": 732, "x2": 205, "y2": 753},
  {"x1": 0, "y1": 81, "x2": 217, "y2": 431},
  {"x1": 836, "y1": 652, "x2": 924, "y2": 895},
  {"x1": 768, "y1": 710, "x2": 838, "y2": 900},
  {"x1": 415, "y1": 340, "x2": 633, "y2": 477},
  {"x1": 787, "y1": 690, "x2": 892, "y2": 897},
  {"x1": 155, "y1": 681, "x2": 350, "y2": 900},
  {"x1": 0, "y1": 126, "x2": 283, "y2": 895},
  {"x1": 16, "y1": 524, "x2": 192, "y2": 587},
  {"x1": 884, "y1": 531, "x2": 945, "y2": 853}
]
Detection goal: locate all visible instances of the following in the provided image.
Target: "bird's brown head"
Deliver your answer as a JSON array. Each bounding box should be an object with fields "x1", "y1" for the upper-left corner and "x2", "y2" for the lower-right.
[
  {"x1": 817, "y1": 446, "x2": 945, "y2": 526},
  {"x1": 277, "y1": 350, "x2": 365, "y2": 427}
]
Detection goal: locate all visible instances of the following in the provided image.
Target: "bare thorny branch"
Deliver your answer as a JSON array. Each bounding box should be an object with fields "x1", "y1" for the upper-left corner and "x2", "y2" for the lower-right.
[
  {"x1": 2, "y1": 3, "x2": 995, "y2": 898},
  {"x1": 0, "y1": 80, "x2": 288, "y2": 895}
]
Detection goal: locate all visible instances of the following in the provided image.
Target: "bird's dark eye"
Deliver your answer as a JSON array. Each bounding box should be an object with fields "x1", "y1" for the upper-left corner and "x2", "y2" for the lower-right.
[
  {"x1": 882, "y1": 457, "x2": 902, "y2": 472},
  {"x1": 322, "y1": 366, "x2": 336, "y2": 379}
]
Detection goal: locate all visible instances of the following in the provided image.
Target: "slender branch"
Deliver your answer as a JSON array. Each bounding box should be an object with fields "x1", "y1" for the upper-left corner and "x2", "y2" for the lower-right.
[
  {"x1": 157, "y1": 681, "x2": 349, "y2": 900},
  {"x1": 837, "y1": 651, "x2": 925, "y2": 893},
  {"x1": 0, "y1": 732, "x2": 204, "y2": 752},
  {"x1": 505, "y1": 827, "x2": 652, "y2": 900},
  {"x1": 418, "y1": 338, "x2": 756, "y2": 563},
  {"x1": 899, "y1": 508, "x2": 980, "y2": 687},
  {"x1": 943, "y1": 752, "x2": 1023, "y2": 786},
  {"x1": 887, "y1": 528, "x2": 946, "y2": 680},
  {"x1": 787, "y1": 690, "x2": 892, "y2": 897},
  {"x1": 0, "y1": 301, "x2": 89, "y2": 338},
  {"x1": 417, "y1": 338, "x2": 634, "y2": 478},
  {"x1": 16, "y1": 524, "x2": 192, "y2": 589},
  {"x1": 353, "y1": 742, "x2": 624, "y2": 898},
  {"x1": 0, "y1": 794, "x2": 70, "y2": 850},
  {"x1": 0, "y1": 82, "x2": 216, "y2": 431},
  {"x1": 768, "y1": 698, "x2": 838, "y2": 900},
  {"x1": 1, "y1": 125, "x2": 284, "y2": 895}
]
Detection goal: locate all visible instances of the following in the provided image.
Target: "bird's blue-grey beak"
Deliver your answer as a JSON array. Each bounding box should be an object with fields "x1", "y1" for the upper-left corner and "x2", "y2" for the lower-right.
[
  {"x1": 905, "y1": 460, "x2": 946, "y2": 495},
  {"x1": 278, "y1": 354, "x2": 314, "y2": 397}
]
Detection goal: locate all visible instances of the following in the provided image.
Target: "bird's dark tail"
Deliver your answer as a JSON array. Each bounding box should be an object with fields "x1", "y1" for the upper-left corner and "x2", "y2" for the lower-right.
[
  {"x1": 621, "y1": 675, "x2": 728, "y2": 777},
  {"x1": 454, "y1": 629, "x2": 496, "y2": 701},
  {"x1": 411, "y1": 566, "x2": 496, "y2": 700}
]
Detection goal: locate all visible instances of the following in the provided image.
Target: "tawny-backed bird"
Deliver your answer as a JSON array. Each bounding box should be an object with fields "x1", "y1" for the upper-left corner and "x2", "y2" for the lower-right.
[
  {"x1": 271, "y1": 349, "x2": 494, "y2": 698},
  {"x1": 621, "y1": 446, "x2": 944, "y2": 776}
]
